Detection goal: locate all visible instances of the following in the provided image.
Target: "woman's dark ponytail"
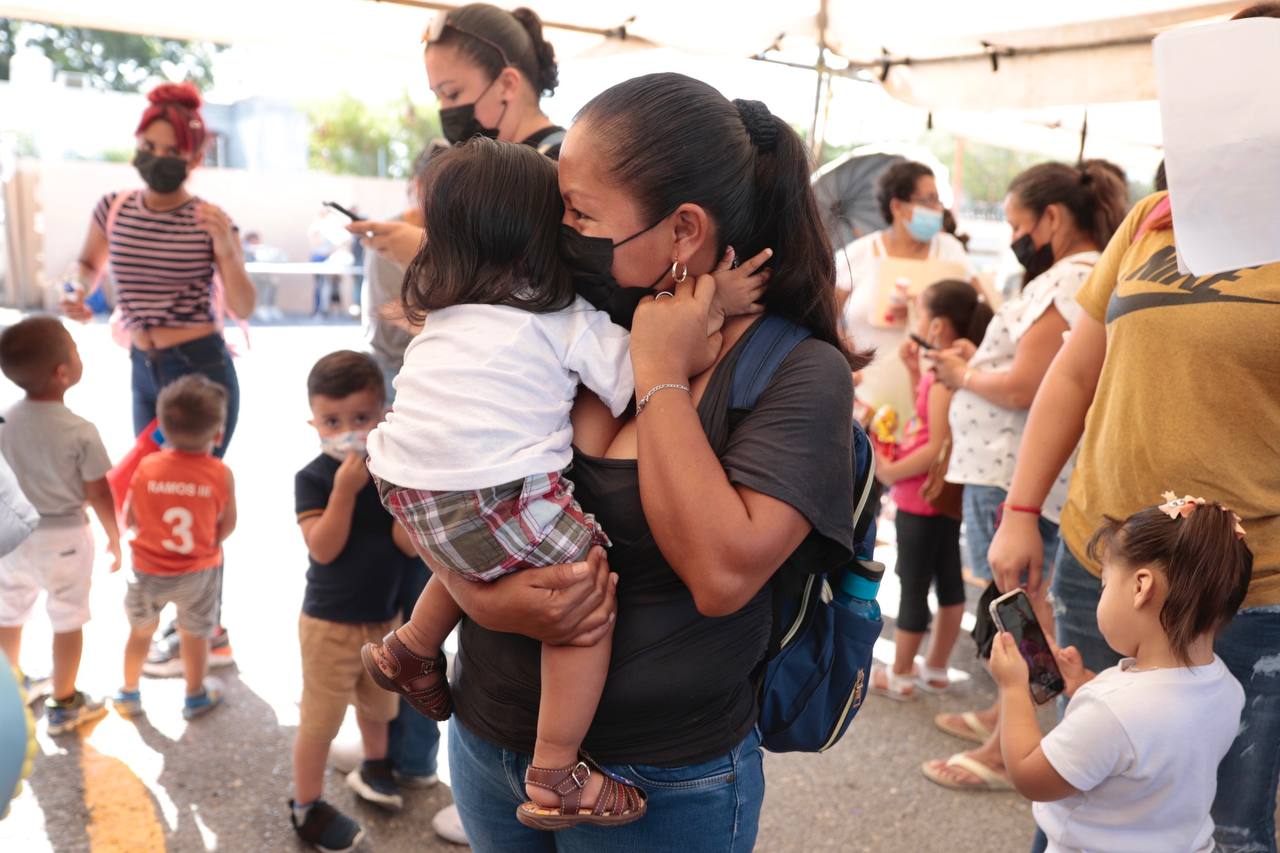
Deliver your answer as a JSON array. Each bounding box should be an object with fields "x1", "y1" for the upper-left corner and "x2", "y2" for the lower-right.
[
  {"x1": 511, "y1": 7, "x2": 559, "y2": 96},
  {"x1": 431, "y1": 4, "x2": 559, "y2": 99},
  {"x1": 747, "y1": 109, "x2": 871, "y2": 370},
  {"x1": 1009, "y1": 160, "x2": 1128, "y2": 253}
]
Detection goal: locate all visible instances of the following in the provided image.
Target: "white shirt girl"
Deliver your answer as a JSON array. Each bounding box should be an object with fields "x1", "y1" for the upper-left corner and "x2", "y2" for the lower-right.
[
  {"x1": 367, "y1": 297, "x2": 633, "y2": 491},
  {"x1": 945, "y1": 252, "x2": 1098, "y2": 523},
  {"x1": 1035, "y1": 657, "x2": 1243, "y2": 853}
]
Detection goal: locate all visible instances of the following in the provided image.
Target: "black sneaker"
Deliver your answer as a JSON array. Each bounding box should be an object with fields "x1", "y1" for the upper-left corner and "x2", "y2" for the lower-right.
[
  {"x1": 345, "y1": 760, "x2": 403, "y2": 810},
  {"x1": 290, "y1": 799, "x2": 365, "y2": 852}
]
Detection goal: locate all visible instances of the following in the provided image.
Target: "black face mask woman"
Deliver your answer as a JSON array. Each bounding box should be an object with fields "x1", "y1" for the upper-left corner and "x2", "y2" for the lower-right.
[{"x1": 558, "y1": 214, "x2": 677, "y2": 329}]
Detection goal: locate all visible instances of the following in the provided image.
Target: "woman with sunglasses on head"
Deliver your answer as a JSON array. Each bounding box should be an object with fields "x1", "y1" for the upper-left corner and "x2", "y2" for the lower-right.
[{"x1": 351, "y1": 4, "x2": 564, "y2": 265}]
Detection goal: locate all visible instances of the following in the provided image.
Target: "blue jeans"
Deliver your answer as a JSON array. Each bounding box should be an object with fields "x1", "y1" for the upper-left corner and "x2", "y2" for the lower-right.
[
  {"x1": 1213, "y1": 605, "x2": 1280, "y2": 853},
  {"x1": 388, "y1": 560, "x2": 440, "y2": 777},
  {"x1": 962, "y1": 485, "x2": 1060, "y2": 582},
  {"x1": 449, "y1": 719, "x2": 764, "y2": 852},
  {"x1": 130, "y1": 334, "x2": 239, "y2": 458},
  {"x1": 1045, "y1": 545, "x2": 1280, "y2": 853}
]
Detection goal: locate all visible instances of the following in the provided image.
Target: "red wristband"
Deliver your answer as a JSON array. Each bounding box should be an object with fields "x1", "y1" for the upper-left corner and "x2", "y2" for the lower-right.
[{"x1": 995, "y1": 502, "x2": 1041, "y2": 529}]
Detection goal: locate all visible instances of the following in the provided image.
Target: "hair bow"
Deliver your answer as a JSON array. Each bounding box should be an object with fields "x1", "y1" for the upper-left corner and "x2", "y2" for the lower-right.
[{"x1": 1159, "y1": 491, "x2": 1246, "y2": 539}]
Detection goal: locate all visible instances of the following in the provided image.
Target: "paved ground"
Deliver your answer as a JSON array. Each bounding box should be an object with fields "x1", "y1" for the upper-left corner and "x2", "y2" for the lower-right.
[{"x1": 2, "y1": 319, "x2": 1047, "y2": 852}]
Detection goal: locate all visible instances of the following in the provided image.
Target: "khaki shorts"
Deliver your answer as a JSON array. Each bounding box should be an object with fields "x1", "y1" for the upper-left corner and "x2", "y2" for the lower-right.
[{"x1": 297, "y1": 613, "x2": 400, "y2": 743}]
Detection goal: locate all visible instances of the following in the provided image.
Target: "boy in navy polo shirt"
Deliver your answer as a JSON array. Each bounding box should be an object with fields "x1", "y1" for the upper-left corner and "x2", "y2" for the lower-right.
[{"x1": 289, "y1": 350, "x2": 421, "y2": 852}]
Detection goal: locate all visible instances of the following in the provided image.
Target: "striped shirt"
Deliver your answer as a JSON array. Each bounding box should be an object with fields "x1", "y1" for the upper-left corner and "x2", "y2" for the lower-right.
[{"x1": 93, "y1": 191, "x2": 232, "y2": 330}]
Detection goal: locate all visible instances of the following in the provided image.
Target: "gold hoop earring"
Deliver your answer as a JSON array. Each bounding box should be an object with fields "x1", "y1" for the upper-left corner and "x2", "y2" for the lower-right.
[{"x1": 670, "y1": 259, "x2": 688, "y2": 284}]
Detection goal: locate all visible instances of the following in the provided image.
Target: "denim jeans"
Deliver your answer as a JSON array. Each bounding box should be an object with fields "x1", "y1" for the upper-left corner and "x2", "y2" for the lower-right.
[
  {"x1": 449, "y1": 719, "x2": 765, "y2": 852},
  {"x1": 130, "y1": 334, "x2": 239, "y2": 458},
  {"x1": 1043, "y1": 544, "x2": 1280, "y2": 853},
  {"x1": 961, "y1": 485, "x2": 1060, "y2": 582},
  {"x1": 387, "y1": 560, "x2": 440, "y2": 777},
  {"x1": 1212, "y1": 605, "x2": 1280, "y2": 853}
]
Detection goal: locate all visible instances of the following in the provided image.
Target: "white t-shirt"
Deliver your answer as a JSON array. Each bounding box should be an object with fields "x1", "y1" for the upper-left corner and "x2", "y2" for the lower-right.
[
  {"x1": 1035, "y1": 657, "x2": 1244, "y2": 853},
  {"x1": 366, "y1": 297, "x2": 633, "y2": 491},
  {"x1": 945, "y1": 252, "x2": 1098, "y2": 523},
  {"x1": 836, "y1": 231, "x2": 973, "y2": 421}
]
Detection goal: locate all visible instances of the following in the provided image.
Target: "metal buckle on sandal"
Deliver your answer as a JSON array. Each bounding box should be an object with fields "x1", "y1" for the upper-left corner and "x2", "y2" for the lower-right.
[{"x1": 570, "y1": 761, "x2": 591, "y2": 789}]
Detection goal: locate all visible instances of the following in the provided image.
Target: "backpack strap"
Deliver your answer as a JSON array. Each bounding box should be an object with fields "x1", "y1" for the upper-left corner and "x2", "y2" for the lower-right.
[{"x1": 729, "y1": 315, "x2": 812, "y2": 411}]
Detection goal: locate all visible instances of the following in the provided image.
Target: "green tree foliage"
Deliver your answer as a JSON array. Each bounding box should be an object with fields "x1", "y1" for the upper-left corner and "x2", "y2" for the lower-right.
[
  {"x1": 307, "y1": 94, "x2": 442, "y2": 179},
  {"x1": 0, "y1": 19, "x2": 219, "y2": 92}
]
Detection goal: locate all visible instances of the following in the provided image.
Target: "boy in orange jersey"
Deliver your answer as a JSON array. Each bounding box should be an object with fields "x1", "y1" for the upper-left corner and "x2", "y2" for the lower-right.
[{"x1": 113, "y1": 374, "x2": 236, "y2": 720}]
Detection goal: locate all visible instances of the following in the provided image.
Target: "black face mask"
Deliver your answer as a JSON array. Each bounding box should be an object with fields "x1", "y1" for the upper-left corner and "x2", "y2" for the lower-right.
[
  {"x1": 560, "y1": 218, "x2": 671, "y2": 329},
  {"x1": 439, "y1": 78, "x2": 505, "y2": 145},
  {"x1": 133, "y1": 150, "x2": 189, "y2": 194},
  {"x1": 1011, "y1": 231, "x2": 1055, "y2": 287}
]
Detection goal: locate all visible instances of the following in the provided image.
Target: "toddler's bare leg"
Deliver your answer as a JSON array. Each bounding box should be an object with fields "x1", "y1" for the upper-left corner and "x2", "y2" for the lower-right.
[
  {"x1": 391, "y1": 574, "x2": 460, "y2": 659},
  {"x1": 526, "y1": 622, "x2": 614, "y2": 811}
]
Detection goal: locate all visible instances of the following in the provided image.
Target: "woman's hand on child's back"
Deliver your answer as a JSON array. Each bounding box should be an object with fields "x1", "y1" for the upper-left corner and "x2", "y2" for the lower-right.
[
  {"x1": 989, "y1": 632, "x2": 1031, "y2": 690},
  {"x1": 710, "y1": 246, "x2": 770, "y2": 318}
]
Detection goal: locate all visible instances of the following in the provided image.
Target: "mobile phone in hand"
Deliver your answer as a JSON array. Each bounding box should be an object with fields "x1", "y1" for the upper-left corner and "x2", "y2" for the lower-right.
[
  {"x1": 909, "y1": 332, "x2": 938, "y2": 351},
  {"x1": 323, "y1": 200, "x2": 363, "y2": 222},
  {"x1": 990, "y1": 589, "x2": 1065, "y2": 704}
]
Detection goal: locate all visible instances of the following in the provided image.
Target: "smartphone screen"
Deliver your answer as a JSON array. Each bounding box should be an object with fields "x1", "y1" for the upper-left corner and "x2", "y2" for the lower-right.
[{"x1": 991, "y1": 591, "x2": 1065, "y2": 704}]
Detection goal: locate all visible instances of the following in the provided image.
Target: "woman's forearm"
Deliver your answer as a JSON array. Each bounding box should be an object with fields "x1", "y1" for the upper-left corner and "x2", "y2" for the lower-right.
[
  {"x1": 964, "y1": 368, "x2": 1025, "y2": 410},
  {"x1": 636, "y1": 390, "x2": 803, "y2": 617},
  {"x1": 1004, "y1": 319, "x2": 1105, "y2": 508},
  {"x1": 218, "y1": 255, "x2": 257, "y2": 318}
]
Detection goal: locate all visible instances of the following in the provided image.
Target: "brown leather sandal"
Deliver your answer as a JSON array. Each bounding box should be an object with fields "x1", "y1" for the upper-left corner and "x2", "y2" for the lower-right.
[
  {"x1": 516, "y1": 755, "x2": 647, "y2": 831},
  {"x1": 359, "y1": 631, "x2": 452, "y2": 721}
]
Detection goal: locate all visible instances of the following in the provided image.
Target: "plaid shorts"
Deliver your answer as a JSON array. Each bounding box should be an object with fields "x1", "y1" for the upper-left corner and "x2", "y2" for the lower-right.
[{"x1": 377, "y1": 471, "x2": 609, "y2": 582}]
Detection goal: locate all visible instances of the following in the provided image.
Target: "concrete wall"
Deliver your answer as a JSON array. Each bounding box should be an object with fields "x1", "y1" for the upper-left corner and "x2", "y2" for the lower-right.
[{"x1": 11, "y1": 158, "x2": 409, "y2": 308}]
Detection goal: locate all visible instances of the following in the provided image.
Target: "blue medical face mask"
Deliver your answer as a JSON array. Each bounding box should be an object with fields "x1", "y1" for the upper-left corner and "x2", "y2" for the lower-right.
[{"x1": 906, "y1": 206, "x2": 943, "y2": 243}]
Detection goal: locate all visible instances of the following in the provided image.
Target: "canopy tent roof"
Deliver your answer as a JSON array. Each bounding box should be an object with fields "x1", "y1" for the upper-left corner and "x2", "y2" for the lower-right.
[{"x1": 2, "y1": 0, "x2": 1242, "y2": 108}]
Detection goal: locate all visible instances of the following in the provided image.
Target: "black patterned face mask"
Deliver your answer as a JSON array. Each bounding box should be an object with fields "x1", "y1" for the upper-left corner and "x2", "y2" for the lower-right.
[{"x1": 559, "y1": 217, "x2": 671, "y2": 329}]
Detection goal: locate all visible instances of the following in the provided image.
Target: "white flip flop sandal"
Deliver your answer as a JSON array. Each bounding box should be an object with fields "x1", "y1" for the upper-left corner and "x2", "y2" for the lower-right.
[
  {"x1": 921, "y1": 753, "x2": 1013, "y2": 792},
  {"x1": 934, "y1": 711, "x2": 994, "y2": 744}
]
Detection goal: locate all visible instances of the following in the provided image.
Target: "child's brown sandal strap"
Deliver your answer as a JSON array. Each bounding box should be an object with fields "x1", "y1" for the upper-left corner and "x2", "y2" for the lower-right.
[
  {"x1": 367, "y1": 632, "x2": 452, "y2": 721},
  {"x1": 524, "y1": 761, "x2": 590, "y2": 816}
]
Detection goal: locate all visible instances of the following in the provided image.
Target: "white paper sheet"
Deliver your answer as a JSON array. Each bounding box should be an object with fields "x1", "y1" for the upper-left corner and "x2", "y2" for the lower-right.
[{"x1": 1154, "y1": 18, "x2": 1280, "y2": 276}]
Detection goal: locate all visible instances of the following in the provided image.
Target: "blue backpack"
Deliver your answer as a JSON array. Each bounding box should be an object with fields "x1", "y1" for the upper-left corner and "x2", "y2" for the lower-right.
[{"x1": 729, "y1": 315, "x2": 884, "y2": 754}]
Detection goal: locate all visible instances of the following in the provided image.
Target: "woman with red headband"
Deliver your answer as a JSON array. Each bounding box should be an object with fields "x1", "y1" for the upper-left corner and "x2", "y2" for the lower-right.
[
  {"x1": 64, "y1": 82, "x2": 253, "y2": 677},
  {"x1": 66, "y1": 82, "x2": 254, "y2": 456}
]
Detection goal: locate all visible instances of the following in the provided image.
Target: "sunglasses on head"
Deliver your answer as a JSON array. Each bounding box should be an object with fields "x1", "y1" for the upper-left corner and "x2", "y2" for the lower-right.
[{"x1": 421, "y1": 12, "x2": 513, "y2": 65}]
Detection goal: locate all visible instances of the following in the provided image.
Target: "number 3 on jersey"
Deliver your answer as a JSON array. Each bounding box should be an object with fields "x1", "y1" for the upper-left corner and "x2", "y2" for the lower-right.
[{"x1": 161, "y1": 506, "x2": 195, "y2": 554}]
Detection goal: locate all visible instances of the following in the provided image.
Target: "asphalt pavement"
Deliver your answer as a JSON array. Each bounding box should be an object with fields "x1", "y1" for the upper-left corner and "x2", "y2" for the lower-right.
[{"x1": 1, "y1": 319, "x2": 1050, "y2": 852}]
